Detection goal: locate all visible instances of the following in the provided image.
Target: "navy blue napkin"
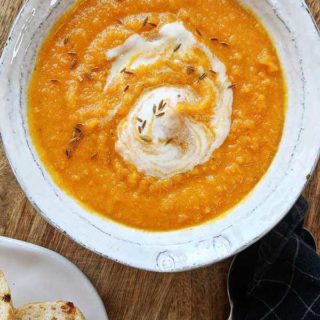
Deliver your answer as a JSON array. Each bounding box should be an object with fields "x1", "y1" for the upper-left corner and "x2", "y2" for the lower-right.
[{"x1": 228, "y1": 197, "x2": 320, "y2": 320}]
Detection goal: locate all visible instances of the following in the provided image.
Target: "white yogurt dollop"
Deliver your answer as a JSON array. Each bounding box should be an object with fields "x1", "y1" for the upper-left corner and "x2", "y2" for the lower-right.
[{"x1": 106, "y1": 22, "x2": 233, "y2": 179}]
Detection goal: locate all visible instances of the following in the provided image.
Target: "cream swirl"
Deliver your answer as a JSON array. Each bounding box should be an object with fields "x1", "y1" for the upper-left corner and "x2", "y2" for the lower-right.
[{"x1": 106, "y1": 21, "x2": 233, "y2": 179}]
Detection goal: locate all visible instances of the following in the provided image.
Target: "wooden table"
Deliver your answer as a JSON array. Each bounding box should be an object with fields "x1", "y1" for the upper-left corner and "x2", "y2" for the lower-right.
[{"x1": 0, "y1": 1, "x2": 319, "y2": 319}]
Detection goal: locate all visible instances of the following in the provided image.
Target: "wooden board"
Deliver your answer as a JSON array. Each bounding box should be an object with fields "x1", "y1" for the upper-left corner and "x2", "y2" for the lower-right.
[{"x1": 0, "y1": 1, "x2": 319, "y2": 319}]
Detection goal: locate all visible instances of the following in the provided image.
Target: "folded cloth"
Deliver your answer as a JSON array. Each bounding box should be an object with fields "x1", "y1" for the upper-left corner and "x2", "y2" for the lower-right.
[{"x1": 228, "y1": 197, "x2": 320, "y2": 320}]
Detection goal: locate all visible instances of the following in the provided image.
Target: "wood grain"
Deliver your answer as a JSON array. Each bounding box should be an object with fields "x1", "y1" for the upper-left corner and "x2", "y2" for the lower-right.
[{"x1": 0, "y1": 1, "x2": 319, "y2": 319}]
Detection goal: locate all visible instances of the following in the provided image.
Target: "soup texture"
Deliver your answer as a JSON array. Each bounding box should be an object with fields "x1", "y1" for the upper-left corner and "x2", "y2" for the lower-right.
[{"x1": 28, "y1": 0, "x2": 285, "y2": 231}]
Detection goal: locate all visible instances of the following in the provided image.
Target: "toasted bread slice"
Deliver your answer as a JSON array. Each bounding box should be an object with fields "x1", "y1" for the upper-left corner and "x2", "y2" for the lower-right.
[
  {"x1": 0, "y1": 271, "x2": 15, "y2": 320},
  {"x1": 15, "y1": 301, "x2": 85, "y2": 320}
]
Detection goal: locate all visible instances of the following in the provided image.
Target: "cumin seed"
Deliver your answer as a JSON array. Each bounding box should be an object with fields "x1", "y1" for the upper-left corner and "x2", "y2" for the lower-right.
[
  {"x1": 196, "y1": 28, "x2": 202, "y2": 36},
  {"x1": 73, "y1": 124, "x2": 83, "y2": 140},
  {"x1": 90, "y1": 153, "x2": 98, "y2": 159},
  {"x1": 228, "y1": 83, "x2": 236, "y2": 89},
  {"x1": 148, "y1": 22, "x2": 157, "y2": 27},
  {"x1": 173, "y1": 43, "x2": 182, "y2": 52},
  {"x1": 75, "y1": 123, "x2": 83, "y2": 132},
  {"x1": 138, "y1": 126, "x2": 142, "y2": 134},
  {"x1": 63, "y1": 37, "x2": 69, "y2": 45},
  {"x1": 67, "y1": 51, "x2": 77, "y2": 56},
  {"x1": 50, "y1": 79, "x2": 60, "y2": 84},
  {"x1": 91, "y1": 67, "x2": 99, "y2": 72},
  {"x1": 137, "y1": 117, "x2": 143, "y2": 123},
  {"x1": 70, "y1": 58, "x2": 78, "y2": 70},
  {"x1": 156, "y1": 112, "x2": 165, "y2": 117},
  {"x1": 186, "y1": 66, "x2": 195, "y2": 74},
  {"x1": 70, "y1": 136, "x2": 81, "y2": 144},
  {"x1": 199, "y1": 73, "x2": 207, "y2": 80},
  {"x1": 66, "y1": 149, "x2": 72, "y2": 158},
  {"x1": 84, "y1": 72, "x2": 93, "y2": 80},
  {"x1": 220, "y1": 41, "x2": 230, "y2": 47},
  {"x1": 166, "y1": 138, "x2": 174, "y2": 145},
  {"x1": 159, "y1": 100, "x2": 167, "y2": 111},
  {"x1": 141, "y1": 120, "x2": 147, "y2": 130},
  {"x1": 143, "y1": 16, "x2": 149, "y2": 27},
  {"x1": 124, "y1": 84, "x2": 130, "y2": 92},
  {"x1": 210, "y1": 38, "x2": 231, "y2": 47},
  {"x1": 153, "y1": 104, "x2": 157, "y2": 114},
  {"x1": 116, "y1": 19, "x2": 123, "y2": 25},
  {"x1": 141, "y1": 136, "x2": 152, "y2": 143},
  {"x1": 124, "y1": 70, "x2": 134, "y2": 75}
]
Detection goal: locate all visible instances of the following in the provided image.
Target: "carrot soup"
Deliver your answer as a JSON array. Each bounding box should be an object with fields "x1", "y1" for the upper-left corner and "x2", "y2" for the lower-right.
[{"x1": 28, "y1": 0, "x2": 286, "y2": 231}]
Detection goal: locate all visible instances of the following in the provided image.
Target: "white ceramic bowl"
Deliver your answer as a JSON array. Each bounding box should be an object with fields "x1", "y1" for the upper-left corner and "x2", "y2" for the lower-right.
[{"x1": 0, "y1": 0, "x2": 319, "y2": 272}]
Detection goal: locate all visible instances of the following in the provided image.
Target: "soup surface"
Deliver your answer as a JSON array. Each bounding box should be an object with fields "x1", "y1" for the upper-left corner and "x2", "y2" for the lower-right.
[{"x1": 28, "y1": 0, "x2": 285, "y2": 231}]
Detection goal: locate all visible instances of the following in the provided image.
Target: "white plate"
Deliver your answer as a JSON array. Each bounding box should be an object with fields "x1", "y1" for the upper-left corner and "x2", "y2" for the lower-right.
[
  {"x1": 0, "y1": 0, "x2": 320, "y2": 272},
  {"x1": 0, "y1": 236, "x2": 108, "y2": 320}
]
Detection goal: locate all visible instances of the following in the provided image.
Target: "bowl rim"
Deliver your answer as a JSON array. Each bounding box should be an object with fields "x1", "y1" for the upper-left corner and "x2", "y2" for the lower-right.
[{"x1": 0, "y1": 0, "x2": 320, "y2": 272}]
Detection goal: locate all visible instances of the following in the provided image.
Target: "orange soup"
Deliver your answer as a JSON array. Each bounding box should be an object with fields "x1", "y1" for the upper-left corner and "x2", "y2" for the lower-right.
[{"x1": 28, "y1": 0, "x2": 285, "y2": 231}]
